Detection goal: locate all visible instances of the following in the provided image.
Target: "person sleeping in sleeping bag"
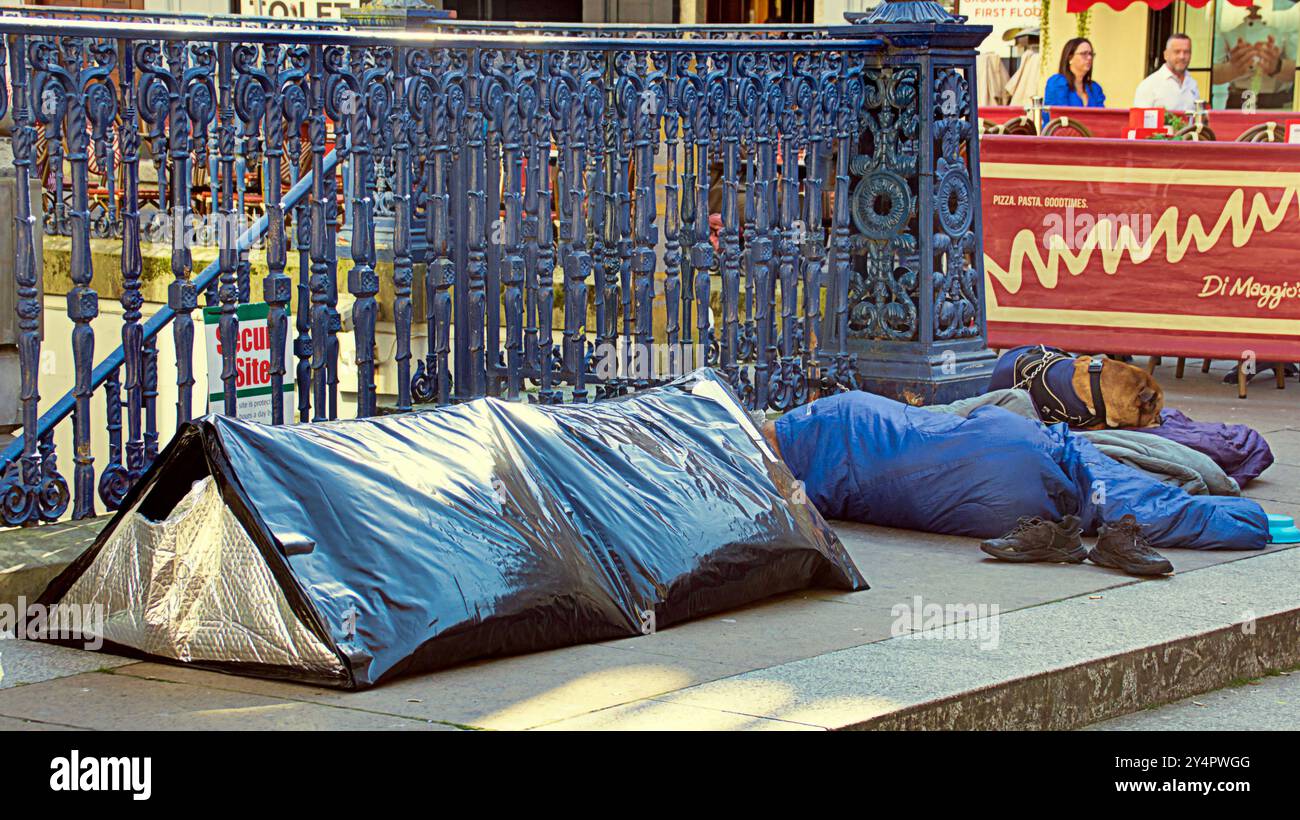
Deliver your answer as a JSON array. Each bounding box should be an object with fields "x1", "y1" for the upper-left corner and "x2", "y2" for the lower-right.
[{"x1": 759, "y1": 390, "x2": 1268, "y2": 576}]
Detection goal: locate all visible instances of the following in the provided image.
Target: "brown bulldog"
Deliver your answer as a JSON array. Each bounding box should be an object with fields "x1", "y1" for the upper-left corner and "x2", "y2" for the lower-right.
[
  {"x1": 1070, "y1": 355, "x2": 1164, "y2": 429},
  {"x1": 760, "y1": 419, "x2": 783, "y2": 461},
  {"x1": 994, "y1": 345, "x2": 1164, "y2": 430}
]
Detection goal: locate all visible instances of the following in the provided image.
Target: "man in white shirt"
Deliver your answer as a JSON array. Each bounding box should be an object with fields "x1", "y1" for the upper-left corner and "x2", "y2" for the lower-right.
[{"x1": 1134, "y1": 33, "x2": 1202, "y2": 111}]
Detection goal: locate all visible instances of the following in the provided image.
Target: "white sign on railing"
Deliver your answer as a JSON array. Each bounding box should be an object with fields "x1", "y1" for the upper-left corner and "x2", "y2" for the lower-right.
[
  {"x1": 203, "y1": 303, "x2": 296, "y2": 424},
  {"x1": 245, "y1": 0, "x2": 359, "y2": 19}
]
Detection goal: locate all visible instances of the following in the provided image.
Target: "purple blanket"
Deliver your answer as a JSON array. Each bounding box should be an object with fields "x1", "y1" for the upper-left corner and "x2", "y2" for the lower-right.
[{"x1": 1128, "y1": 409, "x2": 1274, "y2": 487}]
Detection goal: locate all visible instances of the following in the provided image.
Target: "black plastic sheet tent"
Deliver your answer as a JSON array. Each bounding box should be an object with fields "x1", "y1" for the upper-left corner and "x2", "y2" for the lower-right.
[{"x1": 41, "y1": 369, "x2": 867, "y2": 688}]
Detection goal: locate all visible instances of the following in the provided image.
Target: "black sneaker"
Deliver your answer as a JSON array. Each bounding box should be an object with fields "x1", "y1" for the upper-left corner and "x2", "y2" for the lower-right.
[
  {"x1": 981, "y1": 515, "x2": 1087, "y2": 563},
  {"x1": 1089, "y1": 514, "x2": 1173, "y2": 576}
]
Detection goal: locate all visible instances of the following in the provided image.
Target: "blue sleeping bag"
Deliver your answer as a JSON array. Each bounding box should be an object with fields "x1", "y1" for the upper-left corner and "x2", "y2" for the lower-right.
[{"x1": 774, "y1": 391, "x2": 1268, "y2": 550}]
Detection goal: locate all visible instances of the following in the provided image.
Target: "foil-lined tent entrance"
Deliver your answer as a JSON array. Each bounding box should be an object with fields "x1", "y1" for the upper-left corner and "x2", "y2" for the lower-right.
[
  {"x1": 59, "y1": 476, "x2": 346, "y2": 681},
  {"x1": 40, "y1": 370, "x2": 867, "y2": 689}
]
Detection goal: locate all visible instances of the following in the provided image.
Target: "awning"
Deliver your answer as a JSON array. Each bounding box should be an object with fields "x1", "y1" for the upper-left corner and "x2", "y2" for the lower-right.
[{"x1": 1066, "y1": 0, "x2": 1256, "y2": 12}]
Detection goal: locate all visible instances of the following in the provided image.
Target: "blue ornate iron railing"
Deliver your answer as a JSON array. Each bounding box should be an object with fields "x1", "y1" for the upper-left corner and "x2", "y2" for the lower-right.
[
  {"x1": 4, "y1": 6, "x2": 357, "y2": 243},
  {"x1": 0, "y1": 2, "x2": 991, "y2": 527}
]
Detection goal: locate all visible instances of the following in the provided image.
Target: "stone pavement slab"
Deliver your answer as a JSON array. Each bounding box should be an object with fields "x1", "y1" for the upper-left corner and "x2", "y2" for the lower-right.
[
  {"x1": 11, "y1": 534, "x2": 1288, "y2": 731},
  {"x1": 1242, "y1": 465, "x2": 1300, "y2": 506},
  {"x1": 0, "y1": 671, "x2": 456, "y2": 730},
  {"x1": 1087, "y1": 668, "x2": 1300, "y2": 731},
  {"x1": 591, "y1": 545, "x2": 1300, "y2": 731},
  {"x1": 1253, "y1": 429, "x2": 1300, "y2": 466},
  {"x1": 0, "y1": 512, "x2": 1285, "y2": 724},
  {"x1": 0, "y1": 638, "x2": 135, "y2": 690},
  {"x1": 596, "y1": 594, "x2": 888, "y2": 669},
  {"x1": 0, "y1": 715, "x2": 80, "y2": 730},
  {"x1": 532, "y1": 699, "x2": 822, "y2": 730},
  {"x1": 111, "y1": 642, "x2": 753, "y2": 731}
]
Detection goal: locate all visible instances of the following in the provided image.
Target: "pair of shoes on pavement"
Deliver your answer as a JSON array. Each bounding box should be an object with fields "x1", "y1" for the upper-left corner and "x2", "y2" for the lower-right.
[{"x1": 980, "y1": 514, "x2": 1173, "y2": 576}]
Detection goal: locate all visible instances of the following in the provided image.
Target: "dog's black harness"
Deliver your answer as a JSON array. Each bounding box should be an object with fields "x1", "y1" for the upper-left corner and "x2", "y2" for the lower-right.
[
  {"x1": 1008, "y1": 345, "x2": 1108, "y2": 427},
  {"x1": 1087, "y1": 357, "x2": 1108, "y2": 428}
]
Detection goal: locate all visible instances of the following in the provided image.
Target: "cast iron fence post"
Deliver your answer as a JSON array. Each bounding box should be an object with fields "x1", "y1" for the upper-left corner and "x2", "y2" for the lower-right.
[{"x1": 828, "y1": 0, "x2": 996, "y2": 403}]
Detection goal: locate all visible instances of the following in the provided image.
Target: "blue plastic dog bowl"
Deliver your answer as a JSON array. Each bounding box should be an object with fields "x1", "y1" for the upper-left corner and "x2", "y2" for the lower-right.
[{"x1": 1267, "y1": 514, "x2": 1300, "y2": 544}]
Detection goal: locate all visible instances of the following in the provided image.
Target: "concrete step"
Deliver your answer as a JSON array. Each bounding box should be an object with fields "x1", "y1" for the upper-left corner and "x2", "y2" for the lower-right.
[
  {"x1": 0, "y1": 515, "x2": 111, "y2": 612},
  {"x1": 4, "y1": 506, "x2": 1296, "y2": 730},
  {"x1": 541, "y1": 544, "x2": 1300, "y2": 730}
]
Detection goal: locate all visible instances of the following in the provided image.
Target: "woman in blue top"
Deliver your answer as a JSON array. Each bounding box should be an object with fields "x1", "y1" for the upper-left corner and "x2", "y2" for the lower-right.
[{"x1": 1044, "y1": 37, "x2": 1106, "y2": 109}]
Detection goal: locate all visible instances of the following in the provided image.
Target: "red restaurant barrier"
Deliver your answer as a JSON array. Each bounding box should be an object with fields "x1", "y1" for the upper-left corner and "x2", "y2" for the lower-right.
[
  {"x1": 981, "y1": 135, "x2": 1300, "y2": 361},
  {"x1": 979, "y1": 106, "x2": 1292, "y2": 141}
]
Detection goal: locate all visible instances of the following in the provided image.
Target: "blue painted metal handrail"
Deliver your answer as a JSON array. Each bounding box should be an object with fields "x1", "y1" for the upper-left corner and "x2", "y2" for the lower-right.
[
  {"x1": 0, "y1": 17, "x2": 888, "y2": 52},
  {"x1": 412, "y1": 20, "x2": 831, "y2": 34}
]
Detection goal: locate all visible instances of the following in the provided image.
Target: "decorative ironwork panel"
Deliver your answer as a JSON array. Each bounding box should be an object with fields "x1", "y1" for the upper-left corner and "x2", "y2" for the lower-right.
[
  {"x1": 846, "y1": 63, "x2": 921, "y2": 343},
  {"x1": 932, "y1": 65, "x2": 981, "y2": 341}
]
